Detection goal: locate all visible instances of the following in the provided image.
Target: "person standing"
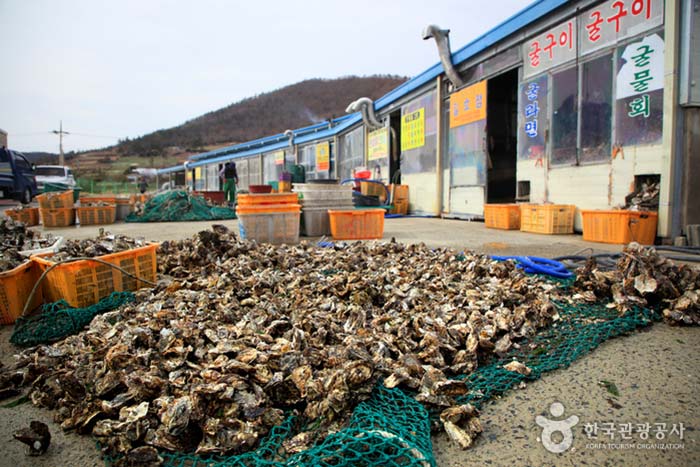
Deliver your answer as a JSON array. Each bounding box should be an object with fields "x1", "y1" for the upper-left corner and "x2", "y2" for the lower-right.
[
  {"x1": 219, "y1": 162, "x2": 239, "y2": 206},
  {"x1": 138, "y1": 176, "x2": 148, "y2": 194}
]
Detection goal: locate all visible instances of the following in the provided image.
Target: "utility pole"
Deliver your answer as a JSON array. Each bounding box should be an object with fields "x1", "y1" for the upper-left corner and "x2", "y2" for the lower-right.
[{"x1": 52, "y1": 121, "x2": 69, "y2": 166}]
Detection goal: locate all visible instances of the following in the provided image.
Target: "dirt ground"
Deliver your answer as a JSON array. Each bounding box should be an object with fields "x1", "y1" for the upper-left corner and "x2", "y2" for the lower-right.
[{"x1": 0, "y1": 216, "x2": 697, "y2": 467}]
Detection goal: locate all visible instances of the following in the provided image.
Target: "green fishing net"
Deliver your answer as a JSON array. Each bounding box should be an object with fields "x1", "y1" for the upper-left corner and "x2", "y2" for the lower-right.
[
  {"x1": 125, "y1": 191, "x2": 236, "y2": 223},
  {"x1": 10, "y1": 292, "x2": 135, "y2": 347}
]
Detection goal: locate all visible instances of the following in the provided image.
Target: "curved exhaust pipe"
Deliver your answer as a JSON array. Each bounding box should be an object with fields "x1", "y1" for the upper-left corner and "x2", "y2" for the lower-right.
[
  {"x1": 346, "y1": 97, "x2": 383, "y2": 130},
  {"x1": 284, "y1": 129, "x2": 294, "y2": 150},
  {"x1": 422, "y1": 24, "x2": 464, "y2": 88}
]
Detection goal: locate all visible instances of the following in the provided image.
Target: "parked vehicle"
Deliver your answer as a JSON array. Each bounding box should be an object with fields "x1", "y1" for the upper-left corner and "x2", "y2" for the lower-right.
[
  {"x1": 0, "y1": 147, "x2": 38, "y2": 204},
  {"x1": 34, "y1": 165, "x2": 77, "y2": 191}
]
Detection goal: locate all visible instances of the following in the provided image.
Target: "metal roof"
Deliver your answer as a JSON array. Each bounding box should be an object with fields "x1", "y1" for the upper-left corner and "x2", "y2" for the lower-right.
[{"x1": 167, "y1": 0, "x2": 568, "y2": 171}]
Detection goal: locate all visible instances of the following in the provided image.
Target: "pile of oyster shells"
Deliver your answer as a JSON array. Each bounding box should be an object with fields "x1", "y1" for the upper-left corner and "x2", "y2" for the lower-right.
[
  {"x1": 1, "y1": 226, "x2": 565, "y2": 458},
  {"x1": 51, "y1": 231, "x2": 146, "y2": 262},
  {"x1": 3, "y1": 230, "x2": 697, "y2": 461},
  {"x1": 0, "y1": 217, "x2": 52, "y2": 272},
  {"x1": 574, "y1": 242, "x2": 700, "y2": 325}
]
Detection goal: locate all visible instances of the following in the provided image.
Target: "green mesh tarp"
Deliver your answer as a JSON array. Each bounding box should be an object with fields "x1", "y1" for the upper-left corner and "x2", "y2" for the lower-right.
[
  {"x1": 125, "y1": 191, "x2": 236, "y2": 223},
  {"x1": 10, "y1": 292, "x2": 135, "y2": 347},
  {"x1": 101, "y1": 296, "x2": 660, "y2": 467}
]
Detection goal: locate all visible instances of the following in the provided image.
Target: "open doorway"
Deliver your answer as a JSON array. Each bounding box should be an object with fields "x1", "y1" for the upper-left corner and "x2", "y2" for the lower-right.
[
  {"x1": 389, "y1": 110, "x2": 402, "y2": 185},
  {"x1": 486, "y1": 69, "x2": 518, "y2": 203}
]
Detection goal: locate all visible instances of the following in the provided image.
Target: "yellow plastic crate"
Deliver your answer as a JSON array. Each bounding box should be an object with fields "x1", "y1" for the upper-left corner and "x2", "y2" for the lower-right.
[
  {"x1": 328, "y1": 209, "x2": 385, "y2": 240},
  {"x1": 32, "y1": 244, "x2": 158, "y2": 308},
  {"x1": 37, "y1": 190, "x2": 74, "y2": 209},
  {"x1": 40, "y1": 208, "x2": 75, "y2": 228},
  {"x1": 0, "y1": 260, "x2": 44, "y2": 324},
  {"x1": 484, "y1": 204, "x2": 520, "y2": 230},
  {"x1": 581, "y1": 210, "x2": 657, "y2": 245},
  {"x1": 519, "y1": 204, "x2": 575, "y2": 234},
  {"x1": 76, "y1": 205, "x2": 117, "y2": 225},
  {"x1": 4, "y1": 207, "x2": 40, "y2": 226}
]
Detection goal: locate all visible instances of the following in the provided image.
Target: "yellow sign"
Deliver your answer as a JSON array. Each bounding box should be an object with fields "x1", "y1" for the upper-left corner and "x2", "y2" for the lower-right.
[
  {"x1": 368, "y1": 128, "x2": 389, "y2": 161},
  {"x1": 316, "y1": 141, "x2": 330, "y2": 172},
  {"x1": 273, "y1": 150, "x2": 285, "y2": 166},
  {"x1": 449, "y1": 80, "x2": 487, "y2": 128},
  {"x1": 401, "y1": 108, "x2": 425, "y2": 151},
  {"x1": 194, "y1": 167, "x2": 201, "y2": 179}
]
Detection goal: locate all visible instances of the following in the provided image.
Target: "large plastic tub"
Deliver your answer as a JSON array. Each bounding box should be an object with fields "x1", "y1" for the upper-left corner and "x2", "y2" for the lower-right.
[
  {"x1": 293, "y1": 184, "x2": 353, "y2": 192},
  {"x1": 115, "y1": 199, "x2": 134, "y2": 221},
  {"x1": 581, "y1": 210, "x2": 657, "y2": 245},
  {"x1": 0, "y1": 260, "x2": 44, "y2": 325},
  {"x1": 519, "y1": 204, "x2": 575, "y2": 234},
  {"x1": 76, "y1": 205, "x2": 117, "y2": 225},
  {"x1": 328, "y1": 209, "x2": 385, "y2": 240},
  {"x1": 238, "y1": 193, "x2": 299, "y2": 206},
  {"x1": 32, "y1": 243, "x2": 158, "y2": 308},
  {"x1": 236, "y1": 205, "x2": 301, "y2": 244},
  {"x1": 4, "y1": 207, "x2": 40, "y2": 226},
  {"x1": 301, "y1": 207, "x2": 332, "y2": 236},
  {"x1": 484, "y1": 204, "x2": 521, "y2": 230},
  {"x1": 40, "y1": 208, "x2": 75, "y2": 228}
]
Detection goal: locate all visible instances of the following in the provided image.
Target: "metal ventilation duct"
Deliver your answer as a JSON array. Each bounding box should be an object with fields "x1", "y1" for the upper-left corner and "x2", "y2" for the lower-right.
[{"x1": 422, "y1": 24, "x2": 465, "y2": 88}]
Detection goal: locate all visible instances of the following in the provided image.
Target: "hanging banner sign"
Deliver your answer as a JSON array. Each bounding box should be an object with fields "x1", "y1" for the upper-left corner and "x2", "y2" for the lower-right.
[
  {"x1": 367, "y1": 128, "x2": 389, "y2": 161},
  {"x1": 449, "y1": 80, "x2": 487, "y2": 128},
  {"x1": 617, "y1": 33, "x2": 664, "y2": 100},
  {"x1": 580, "y1": 0, "x2": 664, "y2": 56},
  {"x1": 273, "y1": 150, "x2": 285, "y2": 166},
  {"x1": 401, "y1": 108, "x2": 425, "y2": 151},
  {"x1": 518, "y1": 75, "x2": 548, "y2": 162},
  {"x1": 315, "y1": 141, "x2": 330, "y2": 171},
  {"x1": 523, "y1": 19, "x2": 577, "y2": 78}
]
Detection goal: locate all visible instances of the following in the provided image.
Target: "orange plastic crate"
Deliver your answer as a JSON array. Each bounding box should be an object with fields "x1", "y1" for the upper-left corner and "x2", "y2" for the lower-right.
[
  {"x1": 484, "y1": 204, "x2": 521, "y2": 230},
  {"x1": 32, "y1": 244, "x2": 158, "y2": 308},
  {"x1": 581, "y1": 210, "x2": 657, "y2": 245},
  {"x1": 76, "y1": 205, "x2": 117, "y2": 225},
  {"x1": 328, "y1": 209, "x2": 385, "y2": 240},
  {"x1": 0, "y1": 260, "x2": 44, "y2": 324},
  {"x1": 37, "y1": 190, "x2": 74, "y2": 209},
  {"x1": 237, "y1": 193, "x2": 299, "y2": 206},
  {"x1": 4, "y1": 207, "x2": 40, "y2": 226},
  {"x1": 40, "y1": 208, "x2": 75, "y2": 228},
  {"x1": 520, "y1": 204, "x2": 575, "y2": 234}
]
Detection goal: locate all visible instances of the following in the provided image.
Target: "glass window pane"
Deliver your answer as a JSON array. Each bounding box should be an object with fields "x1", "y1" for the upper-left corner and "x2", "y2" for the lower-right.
[
  {"x1": 551, "y1": 67, "x2": 578, "y2": 165},
  {"x1": 581, "y1": 54, "x2": 613, "y2": 163}
]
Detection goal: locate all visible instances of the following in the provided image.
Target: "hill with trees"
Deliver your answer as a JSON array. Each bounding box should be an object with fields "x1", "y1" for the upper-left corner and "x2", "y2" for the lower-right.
[{"x1": 117, "y1": 75, "x2": 408, "y2": 157}]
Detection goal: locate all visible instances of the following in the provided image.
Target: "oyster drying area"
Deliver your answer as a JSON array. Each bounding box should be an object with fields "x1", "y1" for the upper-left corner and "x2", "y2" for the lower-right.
[{"x1": 0, "y1": 213, "x2": 698, "y2": 467}]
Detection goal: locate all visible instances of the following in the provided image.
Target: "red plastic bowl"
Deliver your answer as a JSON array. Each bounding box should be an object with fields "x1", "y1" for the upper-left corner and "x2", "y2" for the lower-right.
[{"x1": 249, "y1": 184, "x2": 273, "y2": 194}]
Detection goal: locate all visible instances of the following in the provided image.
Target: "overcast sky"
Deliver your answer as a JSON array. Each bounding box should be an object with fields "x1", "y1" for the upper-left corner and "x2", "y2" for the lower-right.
[{"x1": 0, "y1": 0, "x2": 532, "y2": 153}]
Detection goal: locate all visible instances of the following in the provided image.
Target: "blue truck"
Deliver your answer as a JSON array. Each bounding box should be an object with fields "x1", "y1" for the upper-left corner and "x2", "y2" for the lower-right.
[{"x1": 0, "y1": 147, "x2": 38, "y2": 204}]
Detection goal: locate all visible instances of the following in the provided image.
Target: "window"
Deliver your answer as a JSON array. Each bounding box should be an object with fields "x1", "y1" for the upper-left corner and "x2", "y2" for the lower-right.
[
  {"x1": 339, "y1": 127, "x2": 364, "y2": 181},
  {"x1": 551, "y1": 67, "x2": 578, "y2": 165},
  {"x1": 15, "y1": 154, "x2": 31, "y2": 171},
  {"x1": 549, "y1": 53, "x2": 614, "y2": 166},
  {"x1": 580, "y1": 54, "x2": 613, "y2": 163},
  {"x1": 35, "y1": 166, "x2": 65, "y2": 176}
]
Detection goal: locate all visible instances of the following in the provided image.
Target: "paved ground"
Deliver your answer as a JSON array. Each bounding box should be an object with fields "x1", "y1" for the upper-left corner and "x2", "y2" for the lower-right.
[
  {"x1": 0, "y1": 212, "x2": 697, "y2": 467},
  {"x1": 29, "y1": 216, "x2": 622, "y2": 258}
]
